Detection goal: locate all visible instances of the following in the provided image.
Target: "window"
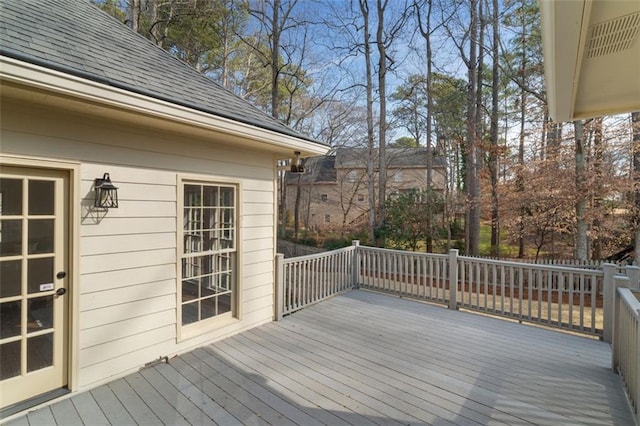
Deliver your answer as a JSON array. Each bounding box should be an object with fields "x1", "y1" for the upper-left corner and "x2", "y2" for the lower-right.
[
  {"x1": 324, "y1": 214, "x2": 331, "y2": 223},
  {"x1": 321, "y1": 194, "x2": 328, "y2": 202},
  {"x1": 346, "y1": 170, "x2": 359, "y2": 181},
  {"x1": 357, "y1": 194, "x2": 365, "y2": 202},
  {"x1": 181, "y1": 182, "x2": 236, "y2": 328}
]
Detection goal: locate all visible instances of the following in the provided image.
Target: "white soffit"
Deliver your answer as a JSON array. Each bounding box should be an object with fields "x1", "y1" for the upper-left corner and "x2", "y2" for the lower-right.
[{"x1": 541, "y1": 0, "x2": 640, "y2": 122}]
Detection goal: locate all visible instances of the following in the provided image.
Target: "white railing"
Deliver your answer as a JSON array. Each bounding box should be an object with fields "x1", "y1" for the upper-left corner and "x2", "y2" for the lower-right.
[
  {"x1": 457, "y1": 255, "x2": 604, "y2": 335},
  {"x1": 357, "y1": 246, "x2": 455, "y2": 308},
  {"x1": 613, "y1": 284, "x2": 640, "y2": 424},
  {"x1": 275, "y1": 245, "x2": 356, "y2": 319},
  {"x1": 277, "y1": 245, "x2": 608, "y2": 335}
]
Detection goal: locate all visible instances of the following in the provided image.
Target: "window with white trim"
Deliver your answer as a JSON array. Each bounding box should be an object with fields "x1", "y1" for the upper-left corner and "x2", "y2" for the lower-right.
[{"x1": 181, "y1": 182, "x2": 236, "y2": 327}]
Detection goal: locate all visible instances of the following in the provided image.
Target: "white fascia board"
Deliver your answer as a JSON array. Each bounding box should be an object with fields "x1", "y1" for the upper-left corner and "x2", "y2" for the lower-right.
[
  {"x1": 0, "y1": 56, "x2": 328, "y2": 156},
  {"x1": 540, "y1": 0, "x2": 588, "y2": 123}
]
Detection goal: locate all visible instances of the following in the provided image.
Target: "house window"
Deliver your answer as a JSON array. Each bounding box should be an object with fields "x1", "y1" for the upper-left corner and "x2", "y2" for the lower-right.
[
  {"x1": 325, "y1": 214, "x2": 331, "y2": 223},
  {"x1": 321, "y1": 194, "x2": 328, "y2": 202},
  {"x1": 181, "y1": 182, "x2": 236, "y2": 328},
  {"x1": 357, "y1": 194, "x2": 365, "y2": 202}
]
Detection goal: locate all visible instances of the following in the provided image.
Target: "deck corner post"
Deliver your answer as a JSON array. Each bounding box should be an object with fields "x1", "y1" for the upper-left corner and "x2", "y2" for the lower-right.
[
  {"x1": 611, "y1": 275, "x2": 630, "y2": 370},
  {"x1": 275, "y1": 253, "x2": 285, "y2": 321},
  {"x1": 352, "y1": 240, "x2": 360, "y2": 289},
  {"x1": 448, "y1": 249, "x2": 459, "y2": 310},
  {"x1": 636, "y1": 317, "x2": 640, "y2": 423},
  {"x1": 625, "y1": 265, "x2": 640, "y2": 290},
  {"x1": 603, "y1": 263, "x2": 617, "y2": 343}
]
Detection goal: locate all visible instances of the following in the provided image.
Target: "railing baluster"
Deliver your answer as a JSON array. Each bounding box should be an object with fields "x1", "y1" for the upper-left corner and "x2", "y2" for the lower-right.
[
  {"x1": 579, "y1": 274, "x2": 585, "y2": 331},
  {"x1": 547, "y1": 269, "x2": 552, "y2": 325},
  {"x1": 590, "y1": 273, "x2": 597, "y2": 333},
  {"x1": 279, "y1": 246, "x2": 606, "y2": 337}
]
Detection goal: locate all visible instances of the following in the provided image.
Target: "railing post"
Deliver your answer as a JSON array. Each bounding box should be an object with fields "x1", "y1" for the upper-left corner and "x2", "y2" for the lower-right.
[
  {"x1": 448, "y1": 249, "x2": 459, "y2": 310},
  {"x1": 625, "y1": 265, "x2": 640, "y2": 290},
  {"x1": 611, "y1": 275, "x2": 630, "y2": 370},
  {"x1": 352, "y1": 240, "x2": 360, "y2": 289},
  {"x1": 636, "y1": 311, "x2": 640, "y2": 424},
  {"x1": 275, "y1": 253, "x2": 284, "y2": 321},
  {"x1": 603, "y1": 263, "x2": 616, "y2": 343}
]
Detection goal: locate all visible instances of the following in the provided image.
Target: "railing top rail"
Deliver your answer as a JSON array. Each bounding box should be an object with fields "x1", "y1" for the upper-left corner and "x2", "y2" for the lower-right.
[
  {"x1": 458, "y1": 255, "x2": 606, "y2": 275},
  {"x1": 358, "y1": 245, "x2": 448, "y2": 259},
  {"x1": 281, "y1": 245, "x2": 355, "y2": 264},
  {"x1": 617, "y1": 288, "x2": 640, "y2": 319}
]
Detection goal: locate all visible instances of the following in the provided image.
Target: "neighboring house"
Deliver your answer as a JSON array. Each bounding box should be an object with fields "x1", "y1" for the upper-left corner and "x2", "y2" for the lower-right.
[
  {"x1": 284, "y1": 148, "x2": 446, "y2": 231},
  {"x1": 0, "y1": 0, "x2": 327, "y2": 414}
]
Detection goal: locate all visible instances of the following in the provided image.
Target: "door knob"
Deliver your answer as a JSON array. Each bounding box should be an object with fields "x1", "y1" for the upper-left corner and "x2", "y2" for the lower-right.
[
  {"x1": 56, "y1": 271, "x2": 66, "y2": 279},
  {"x1": 55, "y1": 288, "x2": 67, "y2": 296}
]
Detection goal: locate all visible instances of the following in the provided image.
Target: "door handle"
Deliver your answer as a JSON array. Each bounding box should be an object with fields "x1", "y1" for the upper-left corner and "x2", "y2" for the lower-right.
[
  {"x1": 55, "y1": 288, "x2": 67, "y2": 296},
  {"x1": 56, "y1": 271, "x2": 66, "y2": 279}
]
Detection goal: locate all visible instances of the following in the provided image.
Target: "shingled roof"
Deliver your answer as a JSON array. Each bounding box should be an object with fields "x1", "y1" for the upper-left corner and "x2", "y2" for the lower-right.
[
  {"x1": 335, "y1": 148, "x2": 447, "y2": 169},
  {"x1": 0, "y1": 0, "x2": 323, "y2": 145}
]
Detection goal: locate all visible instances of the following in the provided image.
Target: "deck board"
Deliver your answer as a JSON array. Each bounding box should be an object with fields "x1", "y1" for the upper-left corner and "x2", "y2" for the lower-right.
[
  {"x1": 296, "y1": 293, "x2": 628, "y2": 423},
  {"x1": 4, "y1": 290, "x2": 634, "y2": 425},
  {"x1": 49, "y1": 399, "x2": 82, "y2": 425},
  {"x1": 90, "y1": 385, "x2": 136, "y2": 425},
  {"x1": 69, "y1": 392, "x2": 109, "y2": 425},
  {"x1": 138, "y1": 366, "x2": 217, "y2": 426}
]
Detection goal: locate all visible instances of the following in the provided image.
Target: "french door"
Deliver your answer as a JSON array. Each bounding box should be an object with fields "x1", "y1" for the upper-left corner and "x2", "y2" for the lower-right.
[{"x1": 0, "y1": 166, "x2": 68, "y2": 409}]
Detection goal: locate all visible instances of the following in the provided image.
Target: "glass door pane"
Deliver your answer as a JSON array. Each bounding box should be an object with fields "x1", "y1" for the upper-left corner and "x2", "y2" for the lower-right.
[{"x1": 0, "y1": 168, "x2": 67, "y2": 409}]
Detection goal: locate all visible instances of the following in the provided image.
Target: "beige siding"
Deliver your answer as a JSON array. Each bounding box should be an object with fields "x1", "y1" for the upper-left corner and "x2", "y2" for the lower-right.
[{"x1": 1, "y1": 100, "x2": 278, "y2": 390}]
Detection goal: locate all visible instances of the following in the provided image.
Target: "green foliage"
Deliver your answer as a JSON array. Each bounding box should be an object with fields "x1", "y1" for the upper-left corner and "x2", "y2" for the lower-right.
[
  {"x1": 389, "y1": 137, "x2": 418, "y2": 148},
  {"x1": 93, "y1": 0, "x2": 126, "y2": 22},
  {"x1": 323, "y1": 237, "x2": 351, "y2": 250},
  {"x1": 390, "y1": 75, "x2": 427, "y2": 143},
  {"x1": 378, "y1": 189, "x2": 445, "y2": 251},
  {"x1": 431, "y1": 73, "x2": 467, "y2": 142},
  {"x1": 298, "y1": 236, "x2": 318, "y2": 247}
]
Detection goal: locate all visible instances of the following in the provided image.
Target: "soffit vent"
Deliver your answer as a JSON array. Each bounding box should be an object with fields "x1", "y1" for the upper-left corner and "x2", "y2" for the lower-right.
[{"x1": 586, "y1": 11, "x2": 640, "y2": 58}]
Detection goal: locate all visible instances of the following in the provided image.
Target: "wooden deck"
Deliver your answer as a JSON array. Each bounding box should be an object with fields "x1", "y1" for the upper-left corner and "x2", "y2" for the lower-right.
[{"x1": 4, "y1": 290, "x2": 634, "y2": 425}]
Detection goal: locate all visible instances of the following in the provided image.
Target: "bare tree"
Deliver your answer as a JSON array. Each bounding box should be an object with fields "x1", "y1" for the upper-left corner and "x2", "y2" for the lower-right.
[
  {"x1": 466, "y1": 0, "x2": 481, "y2": 255},
  {"x1": 488, "y1": 0, "x2": 500, "y2": 256},
  {"x1": 574, "y1": 120, "x2": 588, "y2": 260},
  {"x1": 415, "y1": 0, "x2": 436, "y2": 251},
  {"x1": 357, "y1": 0, "x2": 378, "y2": 243}
]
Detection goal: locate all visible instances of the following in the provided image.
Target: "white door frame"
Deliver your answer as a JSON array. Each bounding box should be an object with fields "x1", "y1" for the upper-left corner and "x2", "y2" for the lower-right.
[{"x1": 0, "y1": 154, "x2": 80, "y2": 401}]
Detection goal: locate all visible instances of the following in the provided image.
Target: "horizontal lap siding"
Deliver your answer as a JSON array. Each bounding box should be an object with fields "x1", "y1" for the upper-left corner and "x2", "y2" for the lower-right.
[{"x1": 2, "y1": 104, "x2": 278, "y2": 390}]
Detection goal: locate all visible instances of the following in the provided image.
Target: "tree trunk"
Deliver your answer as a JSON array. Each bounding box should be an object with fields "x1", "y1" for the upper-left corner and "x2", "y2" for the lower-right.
[
  {"x1": 359, "y1": 0, "x2": 377, "y2": 243},
  {"x1": 465, "y1": 0, "x2": 480, "y2": 256},
  {"x1": 471, "y1": 0, "x2": 484, "y2": 256},
  {"x1": 294, "y1": 174, "x2": 302, "y2": 239},
  {"x1": 279, "y1": 165, "x2": 286, "y2": 238},
  {"x1": 270, "y1": 0, "x2": 281, "y2": 120},
  {"x1": 489, "y1": 0, "x2": 500, "y2": 257},
  {"x1": 574, "y1": 120, "x2": 588, "y2": 260},
  {"x1": 592, "y1": 118, "x2": 603, "y2": 260},
  {"x1": 516, "y1": 8, "x2": 527, "y2": 258},
  {"x1": 131, "y1": 0, "x2": 140, "y2": 33},
  {"x1": 376, "y1": 0, "x2": 388, "y2": 246},
  {"x1": 416, "y1": 0, "x2": 434, "y2": 252}
]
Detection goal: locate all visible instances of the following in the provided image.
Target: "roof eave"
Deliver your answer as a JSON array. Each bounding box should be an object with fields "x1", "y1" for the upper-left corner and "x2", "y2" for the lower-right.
[
  {"x1": 0, "y1": 56, "x2": 329, "y2": 157},
  {"x1": 541, "y1": 0, "x2": 640, "y2": 122}
]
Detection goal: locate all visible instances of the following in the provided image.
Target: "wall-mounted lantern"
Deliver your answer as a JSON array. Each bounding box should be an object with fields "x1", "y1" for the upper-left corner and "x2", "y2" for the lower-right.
[
  {"x1": 94, "y1": 173, "x2": 119, "y2": 208},
  {"x1": 290, "y1": 151, "x2": 305, "y2": 173}
]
